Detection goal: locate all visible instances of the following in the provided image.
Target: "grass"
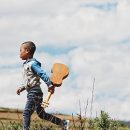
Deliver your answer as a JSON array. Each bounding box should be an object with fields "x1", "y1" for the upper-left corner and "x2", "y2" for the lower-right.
[
  {"x1": 0, "y1": 107, "x2": 130, "y2": 130},
  {"x1": 0, "y1": 108, "x2": 76, "y2": 130}
]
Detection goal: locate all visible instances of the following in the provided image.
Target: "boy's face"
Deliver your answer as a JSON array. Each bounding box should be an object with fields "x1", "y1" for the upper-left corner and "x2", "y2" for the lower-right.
[{"x1": 20, "y1": 44, "x2": 30, "y2": 60}]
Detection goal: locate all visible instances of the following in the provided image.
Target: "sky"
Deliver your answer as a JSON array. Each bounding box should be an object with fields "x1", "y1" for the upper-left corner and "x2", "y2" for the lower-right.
[{"x1": 0, "y1": 0, "x2": 130, "y2": 121}]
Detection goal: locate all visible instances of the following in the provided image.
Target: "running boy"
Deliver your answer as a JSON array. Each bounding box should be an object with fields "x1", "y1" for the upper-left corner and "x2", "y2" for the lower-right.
[{"x1": 16, "y1": 41, "x2": 69, "y2": 130}]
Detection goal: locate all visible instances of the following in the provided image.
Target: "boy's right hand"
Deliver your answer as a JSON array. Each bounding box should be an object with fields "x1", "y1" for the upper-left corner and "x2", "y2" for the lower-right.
[
  {"x1": 16, "y1": 88, "x2": 21, "y2": 95},
  {"x1": 48, "y1": 85, "x2": 55, "y2": 94},
  {"x1": 16, "y1": 87, "x2": 25, "y2": 95}
]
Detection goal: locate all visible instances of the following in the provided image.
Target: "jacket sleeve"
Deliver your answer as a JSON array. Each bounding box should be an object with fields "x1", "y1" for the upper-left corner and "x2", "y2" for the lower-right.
[{"x1": 31, "y1": 62, "x2": 52, "y2": 87}]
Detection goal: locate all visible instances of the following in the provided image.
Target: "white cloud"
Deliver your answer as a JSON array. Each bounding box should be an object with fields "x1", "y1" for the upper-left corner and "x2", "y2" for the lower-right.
[
  {"x1": 0, "y1": 0, "x2": 130, "y2": 121},
  {"x1": 1, "y1": 0, "x2": 130, "y2": 47}
]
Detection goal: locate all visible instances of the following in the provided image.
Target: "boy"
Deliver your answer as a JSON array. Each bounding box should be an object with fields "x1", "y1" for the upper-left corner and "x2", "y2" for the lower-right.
[{"x1": 16, "y1": 41, "x2": 69, "y2": 130}]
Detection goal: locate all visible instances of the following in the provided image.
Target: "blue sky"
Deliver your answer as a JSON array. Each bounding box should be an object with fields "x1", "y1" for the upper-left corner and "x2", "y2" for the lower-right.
[{"x1": 0, "y1": 0, "x2": 130, "y2": 121}]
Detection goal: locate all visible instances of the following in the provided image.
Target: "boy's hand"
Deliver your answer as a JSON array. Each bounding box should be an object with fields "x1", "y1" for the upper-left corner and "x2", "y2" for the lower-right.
[
  {"x1": 48, "y1": 85, "x2": 55, "y2": 94},
  {"x1": 16, "y1": 88, "x2": 21, "y2": 95},
  {"x1": 16, "y1": 87, "x2": 25, "y2": 95}
]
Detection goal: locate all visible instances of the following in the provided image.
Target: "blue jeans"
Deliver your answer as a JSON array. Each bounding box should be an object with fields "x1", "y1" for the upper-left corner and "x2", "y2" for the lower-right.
[{"x1": 23, "y1": 87, "x2": 62, "y2": 130}]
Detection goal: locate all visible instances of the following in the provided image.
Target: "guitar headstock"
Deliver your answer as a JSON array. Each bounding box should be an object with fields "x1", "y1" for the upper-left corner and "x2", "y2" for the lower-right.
[{"x1": 41, "y1": 100, "x2": 49, "y2": 108}]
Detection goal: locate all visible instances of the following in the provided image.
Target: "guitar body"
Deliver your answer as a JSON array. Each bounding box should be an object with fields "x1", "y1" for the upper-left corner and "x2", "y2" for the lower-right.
[
  {"x1": 41, "y1": 63, "x2": 69, "y2": 108},
  {"x1": 50, "y1": 63, "x2": 69, "y2": 86}
]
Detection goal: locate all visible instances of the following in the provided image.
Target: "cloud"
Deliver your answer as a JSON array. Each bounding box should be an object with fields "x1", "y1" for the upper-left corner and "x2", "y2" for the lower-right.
[
  {"x1": 1, "y1": 0, "x2": 130, "y2": 46},
  {"x1": 0, "y1": 0, "x2": 130, "y2": 121}
]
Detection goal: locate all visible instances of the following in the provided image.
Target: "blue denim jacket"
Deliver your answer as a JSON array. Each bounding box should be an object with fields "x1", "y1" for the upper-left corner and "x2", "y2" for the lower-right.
[{"x1": 22, "y1": 58, "x2": 51, "y2": 90}]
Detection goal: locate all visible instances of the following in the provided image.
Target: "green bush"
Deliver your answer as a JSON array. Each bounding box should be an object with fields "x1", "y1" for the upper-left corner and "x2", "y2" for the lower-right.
[{"x1": 88, "y1": 110, "x2": 120, "y2": 130}]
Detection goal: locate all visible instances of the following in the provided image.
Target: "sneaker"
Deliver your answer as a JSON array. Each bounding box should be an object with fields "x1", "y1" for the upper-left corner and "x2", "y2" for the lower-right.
[{"x1": 62, "y1": 120, "x2": 69, "y2": 130}]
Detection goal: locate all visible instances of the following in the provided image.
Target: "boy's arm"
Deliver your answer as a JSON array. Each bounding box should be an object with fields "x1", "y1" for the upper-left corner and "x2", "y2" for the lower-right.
[{"x1": 31, "y1": 62, "x2": 52, "y2": 88}]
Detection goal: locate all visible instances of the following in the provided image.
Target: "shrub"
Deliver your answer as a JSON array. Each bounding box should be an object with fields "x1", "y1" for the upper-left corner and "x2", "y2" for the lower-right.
[{"x1": 88, "y1": 110, "x2": 120, "y2": 130}]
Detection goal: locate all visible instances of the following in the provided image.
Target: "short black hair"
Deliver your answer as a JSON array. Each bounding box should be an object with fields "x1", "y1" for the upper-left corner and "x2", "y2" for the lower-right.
[{"x1": 22, "y1": 41, "x2": 36, "y2": 56}]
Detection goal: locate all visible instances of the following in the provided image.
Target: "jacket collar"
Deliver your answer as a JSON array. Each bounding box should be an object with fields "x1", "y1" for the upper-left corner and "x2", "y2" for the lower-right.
[{"x1": 23, "y1": 58, "x2": 36, "y2": 64}]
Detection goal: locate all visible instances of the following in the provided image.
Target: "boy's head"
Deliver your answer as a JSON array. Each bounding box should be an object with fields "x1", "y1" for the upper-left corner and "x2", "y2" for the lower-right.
[{"x1": 20, "y1": 41, "x2": 36, "y2": 60}]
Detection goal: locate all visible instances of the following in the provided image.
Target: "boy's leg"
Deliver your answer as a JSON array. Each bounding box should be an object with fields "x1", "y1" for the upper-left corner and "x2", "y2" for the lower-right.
[
  {"x1": 36, "y1": 104, "x2": 62, "y2": 126},
  {"x1": 23, "y1": 99, "x2": 35, "y2": 130}
]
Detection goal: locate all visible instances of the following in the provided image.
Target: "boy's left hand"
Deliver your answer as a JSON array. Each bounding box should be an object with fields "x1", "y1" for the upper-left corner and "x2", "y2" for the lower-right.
[{"x1": 48, "y1": 85, "x2": 55, "y2": 94}]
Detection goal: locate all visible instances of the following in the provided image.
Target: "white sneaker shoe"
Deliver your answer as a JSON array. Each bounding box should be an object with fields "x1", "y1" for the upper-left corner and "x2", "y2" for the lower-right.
[{"x1": 62, "y1": 120, "x2": 69, "y2": 130}]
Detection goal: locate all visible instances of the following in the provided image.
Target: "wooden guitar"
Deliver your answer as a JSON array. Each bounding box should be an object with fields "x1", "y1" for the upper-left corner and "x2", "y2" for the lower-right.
[{"x1": 41, "y1": 63, "x2": 69, "y2": 108}]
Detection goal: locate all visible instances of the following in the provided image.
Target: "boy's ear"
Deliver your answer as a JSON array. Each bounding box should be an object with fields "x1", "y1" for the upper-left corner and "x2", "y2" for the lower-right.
[{"x1": 26, "y1": 48, "x2": 30, "y2": 53}]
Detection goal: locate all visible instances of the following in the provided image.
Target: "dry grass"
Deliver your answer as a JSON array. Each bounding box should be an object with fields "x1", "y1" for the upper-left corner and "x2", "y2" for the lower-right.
[
  {"x1": 0, "y1": 108, "x2": 130, "y2": 130},
  {"x1": 0, "y1": 109, "x2": 78, "y2": 130},
  {"x1": 0, "y1": 111, "x2": 75, "y2": 121}
]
